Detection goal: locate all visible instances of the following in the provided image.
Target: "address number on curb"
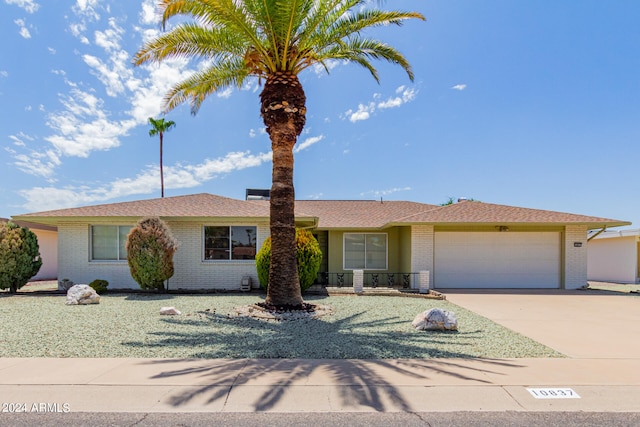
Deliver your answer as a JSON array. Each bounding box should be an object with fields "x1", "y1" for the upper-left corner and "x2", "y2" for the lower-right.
[{"x1": 527, "y1": 388, "x2": 580, "y2": 399}]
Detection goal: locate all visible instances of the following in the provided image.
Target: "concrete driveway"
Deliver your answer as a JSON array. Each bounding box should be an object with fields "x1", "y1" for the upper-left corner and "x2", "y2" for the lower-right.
[{"x1": 442, "y1": 289, "x2": 640, "y2": 358}]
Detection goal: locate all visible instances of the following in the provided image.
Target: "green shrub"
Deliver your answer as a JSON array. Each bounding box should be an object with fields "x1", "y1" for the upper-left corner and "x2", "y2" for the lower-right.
[
  {"x1": 0, "y1": 222, "x2": 42, "y2": 294},
  {"x1": 256, "y1": 229, "x2": 322, "y2": 292},
  {"x1": 126, "y1": 217, "x2": 179, "y2": 291},
  {"x1": 89, "y1": 279, "x2": 109, "y2": 294}
]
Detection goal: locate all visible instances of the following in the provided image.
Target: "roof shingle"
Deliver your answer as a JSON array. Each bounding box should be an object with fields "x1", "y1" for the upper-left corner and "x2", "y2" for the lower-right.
[{"x1": 13, "y1": 193, "x2": 630, "y2": 229}]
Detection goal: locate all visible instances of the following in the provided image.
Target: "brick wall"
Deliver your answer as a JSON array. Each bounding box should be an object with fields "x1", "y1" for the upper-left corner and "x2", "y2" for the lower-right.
[
  {"x1": 564, "y1": 225, "x2": 588, "y2": 289},
  {"x1": 58, "y1": 221, "x2": 268, "y2": 290},
  {"x1": 410, "y1": 224, "x2": 434, "y2": 277},
  {"x1": 58, "y1": 223, "x2": 137, "y2": 288}
]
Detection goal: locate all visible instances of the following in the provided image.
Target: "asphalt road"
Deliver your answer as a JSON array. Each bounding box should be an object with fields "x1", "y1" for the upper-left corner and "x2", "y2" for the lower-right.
[{"x1": 2, "y1": 412, "x2": 639, "y2": 427}]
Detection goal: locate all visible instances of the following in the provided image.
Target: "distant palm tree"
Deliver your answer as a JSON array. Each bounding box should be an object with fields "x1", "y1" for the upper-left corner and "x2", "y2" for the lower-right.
[
  {"x1": 134, "y1": 0, "x2": 424, "y2": 308},
  {"x1": 148, "y1": 117, "x2": 176, "y2": 198}
]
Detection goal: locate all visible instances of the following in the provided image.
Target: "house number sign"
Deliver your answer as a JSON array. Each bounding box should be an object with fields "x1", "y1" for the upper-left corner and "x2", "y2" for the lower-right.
[{"x1": 527, "y1": 388, "x2": 580, "y2": 399}]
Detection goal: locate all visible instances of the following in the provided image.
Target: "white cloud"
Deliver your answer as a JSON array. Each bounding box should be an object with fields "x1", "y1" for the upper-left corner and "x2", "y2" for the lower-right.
[
  {"x1": 217, "y1": 87, "x2": 233, "y2": 98},
  {"x1": 313, "y1": 59, "x2": 341, "y2": 77},
  {"x1": 5, "y1": 0, "x2": 40, "y2": 13},
  {"x1": 293, "y1": 135, "x2": 324, "y2": 153},
  {"x1": 128, "y1": 58, "x2": 194, "y2": 122},
  {"x1": 346, "y1": 102, "x2": 375, "y2": 122},
  {"x1": 344, "y1": 86, "x2": 417, "y2": 122},
  {"x1": 360, "y1": 186, "x2": 412, "y2": 198},
  {"x1": 306, "y1": 193, "x2": 323, "y2": 200},
  {"x1": 48, "y1": 47, "x2": 56, "y2": 54},
  {"x1": 0, "y1": 70, "x2": 8, "y2": 77},
  {"x1": 19, "y1": 131, "x2": 325, "y2": 211},
  {"x1": 9, "y1": 132, "x2": 34, "y2": 147},
  {"x1": 249, "y1": 129, "x2": 256, "y2": 138},
  {"x1": 377, "y1": 86, "x2": 417, "y2": 109},
  {"x1": 13, "y1": 150, "x2": 60, "y2": 181},
  {"x1": 452, "y1": 84, "x2": 467, "y2": 91},
  {"x1": 68, "y1": 0, "x2": 104, "y2": 44},
  {"x1": 69, "y1": 22, "x2": 90, "y2": 44},
  {"x1": 44, "y1": 88, "x2": 136, "y2": 157},
  {"x1": 19, "y1": 150, "x2": 271, "y2": 211},
  {"x1": 139, "y1": 0, "x2": 158, "y2": 25},
  {"x1": 82, "y1": 18, "x2": 134, "y2": 97},
  {"x1": 14, "y1": 19, "x2": 31, "y2": 38},
  {"x1": 72, "y1": 0, "x2": 101, "y2": 21}
]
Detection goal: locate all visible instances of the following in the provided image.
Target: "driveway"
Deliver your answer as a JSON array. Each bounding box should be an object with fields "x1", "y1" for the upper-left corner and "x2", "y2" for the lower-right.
[{"x1": 442, "y1": 289, "x2": 640, "y2": 358}]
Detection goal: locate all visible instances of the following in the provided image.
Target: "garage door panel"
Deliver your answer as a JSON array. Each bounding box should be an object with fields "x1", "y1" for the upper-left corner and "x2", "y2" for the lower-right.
[{"x1": 435, "y1": 232, "x2": 560, "y2": 289}]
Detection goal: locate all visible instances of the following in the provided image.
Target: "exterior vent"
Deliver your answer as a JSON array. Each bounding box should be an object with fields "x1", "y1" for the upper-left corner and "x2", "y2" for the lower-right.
[{"x1": 246, "y1": 189, "x2": 270, "y2": 201}]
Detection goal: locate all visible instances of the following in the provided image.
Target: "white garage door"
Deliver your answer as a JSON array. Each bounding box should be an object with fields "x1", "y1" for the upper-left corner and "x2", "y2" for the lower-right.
[{"x1": 434, "y1": 232, "x2": 560, "y2": 289}]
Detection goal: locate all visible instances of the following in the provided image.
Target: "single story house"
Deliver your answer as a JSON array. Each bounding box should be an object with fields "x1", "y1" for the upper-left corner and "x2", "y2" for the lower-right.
[
  {"x1": 12, "y1": 193, "x2": 629, "y2": 291},
  {"x1": 587, "y1": 229, "x2": 640, "y2": 284},
  {"x1": 1, "y1": 218, "x2": 58, "y2": 281}
]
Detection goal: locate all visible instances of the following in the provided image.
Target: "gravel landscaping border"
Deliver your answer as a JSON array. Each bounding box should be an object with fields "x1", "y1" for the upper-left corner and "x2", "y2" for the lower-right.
[{"x1": 0, "y1": 293, "x2": 563, "y2": 359}]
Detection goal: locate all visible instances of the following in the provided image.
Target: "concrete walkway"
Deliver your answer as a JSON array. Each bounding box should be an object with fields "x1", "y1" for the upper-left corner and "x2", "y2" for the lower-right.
[{"x1": 1, "y1": 289, "x2": 639, "y2": 413}]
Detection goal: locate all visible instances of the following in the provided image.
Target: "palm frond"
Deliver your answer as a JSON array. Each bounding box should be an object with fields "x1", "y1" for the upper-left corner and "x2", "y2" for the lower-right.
[
  {"x1": 133, "y1": 23, "x2": 245, "y2": 66},
  {"x1": 163, "y1": 59, "x2": 251, "y2": 114},
  {"x1": 135, "y1": 0, "x2": 424, "y2": 113},
  {"x1": 314, "y1": 37, "x2": 415, "y2": 82}
]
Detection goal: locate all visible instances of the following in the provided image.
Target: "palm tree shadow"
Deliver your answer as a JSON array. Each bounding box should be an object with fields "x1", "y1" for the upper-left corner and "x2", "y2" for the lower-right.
[
  {"x1": 139, "y1": 357, "x2": 523, "y2": 412},
  {"x1": 126, "y1": 309, "x2": 526, "y2": 411}
]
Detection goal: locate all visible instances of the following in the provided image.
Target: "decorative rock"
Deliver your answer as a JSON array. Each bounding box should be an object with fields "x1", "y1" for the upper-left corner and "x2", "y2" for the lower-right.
[
  {"x1": 412, "y1": 308, "x2": 458, "y2": 331},
  {"x1": 58, "y1": 278, "x2": 75, "y2": 291},
  {"x1": 160, "y1": 306, "x2": 181, "y2": 315},
  {"x1": 65, "y1": 284, "x2": 100, "y2": 305}
]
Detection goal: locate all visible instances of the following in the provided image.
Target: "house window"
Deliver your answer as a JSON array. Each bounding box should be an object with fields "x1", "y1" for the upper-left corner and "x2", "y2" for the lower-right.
[
  {"x1": 91, "y1": 225, "x2": 130, "y2": 261},
  {"x1": 204, "y1": 226, "x2": 257, "y2": 260},
  {"x1": 343, "y1": 233, "x2": 387, "y2": 270}
]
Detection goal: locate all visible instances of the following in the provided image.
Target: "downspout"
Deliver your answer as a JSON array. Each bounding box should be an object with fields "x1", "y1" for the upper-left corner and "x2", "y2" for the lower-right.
[{"x1": 587, "y1": 226, "x2": 607, "y2": 241}]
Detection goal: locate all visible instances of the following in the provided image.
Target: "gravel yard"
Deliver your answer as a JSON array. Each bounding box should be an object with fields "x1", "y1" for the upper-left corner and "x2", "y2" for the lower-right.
[{"x1": 0, "y1": 293, "x2": 562, "y2": 359}]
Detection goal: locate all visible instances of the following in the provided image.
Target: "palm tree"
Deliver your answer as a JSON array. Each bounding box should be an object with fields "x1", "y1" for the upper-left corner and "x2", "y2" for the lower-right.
[
  {"x1": 134, "y1": 0, "x2": 424, "y2": 308},
  {"x1": 148, "y1": 117, "x2": 176, "y2": 198}
]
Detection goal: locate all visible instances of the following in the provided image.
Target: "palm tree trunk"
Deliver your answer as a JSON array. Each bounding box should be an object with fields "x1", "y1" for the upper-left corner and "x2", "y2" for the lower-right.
[
  {"x1": 261, "y1": 72, "x2": 307, "y2": 307},
  {"x1": 160, "y1": 132, "x2": 165, "y2": 198}
]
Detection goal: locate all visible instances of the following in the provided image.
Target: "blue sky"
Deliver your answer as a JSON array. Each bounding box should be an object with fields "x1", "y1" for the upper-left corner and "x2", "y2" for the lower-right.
[{"x1": 1, "y1": 0, "x2": 639, "y2": 228}]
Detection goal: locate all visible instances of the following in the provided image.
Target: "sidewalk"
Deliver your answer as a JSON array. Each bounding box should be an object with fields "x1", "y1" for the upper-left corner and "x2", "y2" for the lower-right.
[
  {"x1": 1, "y1": 290, "x2": 639, "y2": 413},
  {"x1": 1, "y1": 357, "x2": 639, "y2": 413}
]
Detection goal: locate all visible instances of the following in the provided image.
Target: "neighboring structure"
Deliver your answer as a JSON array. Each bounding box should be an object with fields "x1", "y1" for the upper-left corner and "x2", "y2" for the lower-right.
[
  {"x1": 587, "y1": 229, "x2": 640, "y2": 284},
  {"x1": 0, "y1": 218, "x2": 58, "y2": 281},
  {"x1": 11, "y1": 193, "x2": 629, "y2": 291}
]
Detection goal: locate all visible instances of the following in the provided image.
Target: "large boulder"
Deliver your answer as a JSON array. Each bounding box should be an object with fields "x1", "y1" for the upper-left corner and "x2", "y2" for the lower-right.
[
  {"x1": 65, "y1": 284, "x2": 100, "y2": 305},
  {"x1": 412, "y1": 308, "x2": 458, "y2": 331}
]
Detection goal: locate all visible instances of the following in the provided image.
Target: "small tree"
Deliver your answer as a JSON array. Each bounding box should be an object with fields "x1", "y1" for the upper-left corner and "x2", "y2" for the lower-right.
[
  {"x1": 256, "y1": 229, "x2": 322, "y2": 292},
  {"x1": 126, "y1": 217, "x2": 179, "y2": 292},
  {"x1": 0, "y1": 222, "x2": 42, "y2": 294}
]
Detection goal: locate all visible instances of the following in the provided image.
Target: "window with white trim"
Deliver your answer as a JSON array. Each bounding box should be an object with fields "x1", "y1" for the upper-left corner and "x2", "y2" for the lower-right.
[
  {"x1": 204, "y1": 226, "x2": 257, "y2": 260},
  {"x1": 91, "y1": 225, "x2": 130, "y2": 261},
  {"x1": 343, "y1": 233, "x2": 387, "y2": 270}
]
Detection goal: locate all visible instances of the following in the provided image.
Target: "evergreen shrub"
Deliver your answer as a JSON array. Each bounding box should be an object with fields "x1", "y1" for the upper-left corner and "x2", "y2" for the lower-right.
[
  {"x1": 89, "y1": 279, "x2": 109, "y2": 294},
  {"x1": 0, "y1": 222, "x2": 42, "y2": 294},
  {"x1": 256, "y1": 229, "x2": 322, "y2": 292},
  {"x1": 126, "y1": 217, "x2": 179, "y2": 291}
]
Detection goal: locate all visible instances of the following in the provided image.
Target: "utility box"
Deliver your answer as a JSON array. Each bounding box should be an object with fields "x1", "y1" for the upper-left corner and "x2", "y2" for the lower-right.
[{"x1": 240, "y1": 276, "x2": 252, "y2": 292}]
